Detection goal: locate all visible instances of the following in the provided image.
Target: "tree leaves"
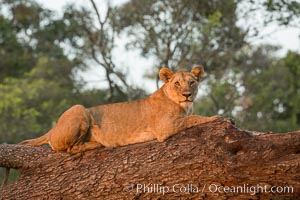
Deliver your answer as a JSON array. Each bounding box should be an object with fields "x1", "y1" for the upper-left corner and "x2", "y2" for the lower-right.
[{"x1": 0, "y1": 0, "x2": 299, "y2": 144}]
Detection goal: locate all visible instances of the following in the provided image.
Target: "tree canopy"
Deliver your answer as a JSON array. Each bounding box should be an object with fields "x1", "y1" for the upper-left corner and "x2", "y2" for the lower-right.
[{"x1": 0, "y1": 0, "x2": 299, "y2": 142}]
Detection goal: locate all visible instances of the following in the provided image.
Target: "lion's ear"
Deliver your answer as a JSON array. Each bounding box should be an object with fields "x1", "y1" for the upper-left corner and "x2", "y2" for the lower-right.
[
  {"x1": 191, "y1": 65, "x2": 205, "y2": 81},
  {"x1": 159, "y1": 67, "x2": 174, "y2": 83}
]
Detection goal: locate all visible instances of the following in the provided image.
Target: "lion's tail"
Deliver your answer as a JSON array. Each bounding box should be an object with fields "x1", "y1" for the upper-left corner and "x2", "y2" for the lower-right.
[{"x1": 19, "y1": 132, "x2": 50, "y2": 146}]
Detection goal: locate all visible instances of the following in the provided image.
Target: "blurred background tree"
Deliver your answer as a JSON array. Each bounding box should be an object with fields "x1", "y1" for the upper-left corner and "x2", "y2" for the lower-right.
[
  {"x1": 0, "y1": 0, "x2": 299, "y2": 143},
  {"x1": 115, "y1": 0, "x2": 246, "y2": 87},
  {"x1": 0, "y1": 0, "x2": 125, "y2": 144}
]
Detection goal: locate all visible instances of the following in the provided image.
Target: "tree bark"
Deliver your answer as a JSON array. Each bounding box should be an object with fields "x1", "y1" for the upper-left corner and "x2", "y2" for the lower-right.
[{"x1": 0, "y1": 119, "x2": 299, "y2": 199}]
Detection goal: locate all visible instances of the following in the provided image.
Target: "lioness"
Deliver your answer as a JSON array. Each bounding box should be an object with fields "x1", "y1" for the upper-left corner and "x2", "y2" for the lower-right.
[{"x1": 20, "y1": 66, "x2": 219, "y2": 153}]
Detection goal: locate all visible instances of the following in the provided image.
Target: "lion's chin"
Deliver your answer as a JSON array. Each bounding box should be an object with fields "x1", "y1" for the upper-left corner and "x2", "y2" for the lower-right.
[{"x1": 179, "y1": 101, "x2": 193, "y2": 113}]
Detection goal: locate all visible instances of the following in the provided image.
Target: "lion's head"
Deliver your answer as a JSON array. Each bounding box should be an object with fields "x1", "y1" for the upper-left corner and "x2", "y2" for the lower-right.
[{"x1": 159, "y1": 66, "x2": 205, "y2": 114}]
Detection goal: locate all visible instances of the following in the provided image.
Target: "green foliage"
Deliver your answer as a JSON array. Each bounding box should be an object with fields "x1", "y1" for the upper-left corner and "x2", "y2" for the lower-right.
[
  {"x1": 242, "y1": 60, "x2": 293, "y2": 131},
  {"x1": 263, "y1": 0, "x2": 300, "y2": 26},
  {"x1": 238, "y1": 51, "x2": 300, "y2": 132},
  {"x1": 0, "y1": 168, "x2": 20, "y2": 185},
  {"x1": 116, "y1": 0, "x2": 246, "y2": 76},
  {"x1": 0, "y1": 57, "x2": 73, "y2": 143},
  {"x1": 194, "y1": 45, "x2": 300, "y2": 132},
  {"x1": 194, "y1": 74, "x2": 242, "y2": 118},
  {"x1": 0, "y1": 0, "x2": 117, "y2": 144},
  {"x1": 0, "y1": 0, "x2": 299, "y2": 147},
  {"x1": 0, "y1": 15, "x2": 34, "y2": 80}
]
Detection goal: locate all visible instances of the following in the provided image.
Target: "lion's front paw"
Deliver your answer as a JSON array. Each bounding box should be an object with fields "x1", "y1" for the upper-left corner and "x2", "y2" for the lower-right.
[{"x1": 210, "y1": 115, "x2": 222, "y2": 121}]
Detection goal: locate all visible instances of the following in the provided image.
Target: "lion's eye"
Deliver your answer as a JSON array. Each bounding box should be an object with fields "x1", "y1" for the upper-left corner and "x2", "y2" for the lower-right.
[
  {"x1": 189, "y1": 81, "x2": 195, "y2": 86},
  {"x1": 175, "y1": 81, "x2": 180, "y2": 87}
]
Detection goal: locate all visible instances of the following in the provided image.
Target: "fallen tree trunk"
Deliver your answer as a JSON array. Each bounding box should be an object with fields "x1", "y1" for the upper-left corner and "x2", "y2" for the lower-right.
[{"x1": 0, "y1": 119, "x2": 299, "y2": 199}]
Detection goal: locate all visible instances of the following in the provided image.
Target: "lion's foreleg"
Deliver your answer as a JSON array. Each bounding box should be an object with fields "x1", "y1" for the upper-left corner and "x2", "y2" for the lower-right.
[
  {"x1": 155, "y1": 115, "x2": 220, "y2": 142},
  {"x1": 184, "y1": 115, "x2": 220, "y2": 128}
]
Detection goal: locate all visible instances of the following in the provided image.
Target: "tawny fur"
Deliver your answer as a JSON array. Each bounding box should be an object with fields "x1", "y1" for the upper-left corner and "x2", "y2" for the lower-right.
[{"x1": 20, "y1": 66, "x2": 219, "y2": 153}]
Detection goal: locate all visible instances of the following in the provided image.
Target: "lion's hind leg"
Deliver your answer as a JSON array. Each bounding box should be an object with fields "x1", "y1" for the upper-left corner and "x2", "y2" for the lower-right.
[{"x1": 48, "y1": 105, "x2": 92, "y2": 152}]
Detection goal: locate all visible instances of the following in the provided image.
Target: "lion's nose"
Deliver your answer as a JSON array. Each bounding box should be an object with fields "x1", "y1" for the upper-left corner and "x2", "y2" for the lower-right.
[{"x1": 182, "y1": 92, "x2": 192, "y2": 98}]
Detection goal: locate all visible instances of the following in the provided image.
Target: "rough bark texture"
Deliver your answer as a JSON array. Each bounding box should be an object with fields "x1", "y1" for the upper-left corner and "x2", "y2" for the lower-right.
[{"x1": 0, "y1": 119, "x2": 299, "y2": 199}]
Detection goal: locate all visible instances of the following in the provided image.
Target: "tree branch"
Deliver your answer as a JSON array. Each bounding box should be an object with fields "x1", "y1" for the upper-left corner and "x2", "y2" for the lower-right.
[{"x1": 1, "y1": 120, "x2": 299, "y2": 199}]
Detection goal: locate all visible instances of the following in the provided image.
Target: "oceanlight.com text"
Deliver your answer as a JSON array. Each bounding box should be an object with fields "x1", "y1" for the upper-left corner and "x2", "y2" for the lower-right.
[{"x1": 208, "y1": 183, "x2": 294, "y2": 195}]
